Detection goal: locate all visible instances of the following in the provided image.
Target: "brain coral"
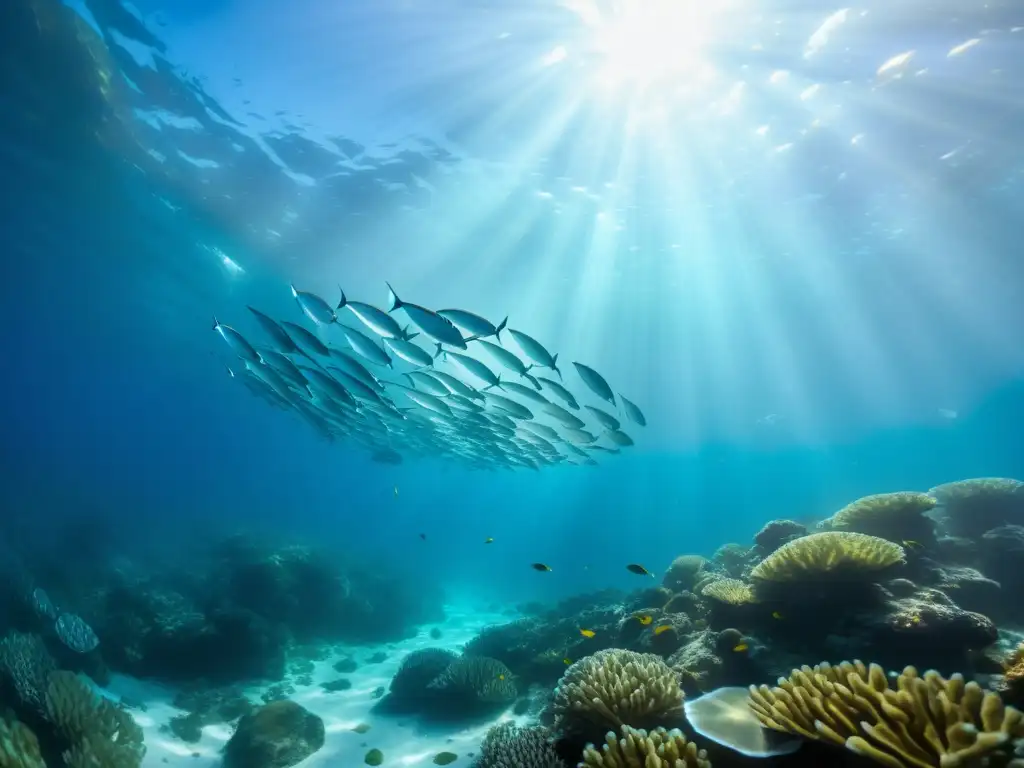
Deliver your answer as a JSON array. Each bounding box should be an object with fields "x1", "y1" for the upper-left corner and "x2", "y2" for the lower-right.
[
  {"x1": 827, "y1": 492, "x2": 938, "y2": 543},
  {"x1": 582, "y1": 725, "x2": 710, "y2": 768},
  {"x1": 749, "y1": 660, "x2": 1024, "y2": 768},
  {"x1": 750, "y1": 532, "x2": 905, "y2": 583},
  {"x1": 552, "y1": 649, "x2": 683, "y2": 736}
]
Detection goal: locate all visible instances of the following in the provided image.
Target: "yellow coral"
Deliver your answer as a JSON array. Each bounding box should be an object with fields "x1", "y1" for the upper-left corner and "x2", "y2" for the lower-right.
[
  {"x1": 748, "y1": 660, "x2": 1024, "y2": 768},
  {"x1": 552, "y1": 649, "x2": 683, "y2": 734},
  {"x1": 750, "y1": 532, "x2": 905, "y2": 583},
  {"x1": 581, "y1": 725, "x2": 711, "y2": 768},
  {"x1": 0, "y1": 717, "x2": 45, "y2": 768},
  {"x1": 700, "y1": 579, "x2": 756, "y2": 605},
  {"x1": 827, "y1": 493, "x2": 937, "y2": 539}
]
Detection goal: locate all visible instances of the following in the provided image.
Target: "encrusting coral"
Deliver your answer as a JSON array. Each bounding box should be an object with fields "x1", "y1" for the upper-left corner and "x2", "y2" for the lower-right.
[
  {"x1": 826, "y1": 492, "x2": 939, "y2": 544},
  {"x1": 748, "y1": 660, "x2": 1024, "y2": 767},
  {"x1": 750, "y1": 531, "x2": 906, "y2": 583},
  {"x1": 552, "y1": 649, "x2": 683, "y2": 735},
  {"x1": 45, "y1": 670, "x2": 146, "y2": 768},
  {"x1": 580, "y1": 725, "x2": 711, "y2": 768},
  {"x1": 0, "y1": 716, "x2": 45, "y2": 768}
]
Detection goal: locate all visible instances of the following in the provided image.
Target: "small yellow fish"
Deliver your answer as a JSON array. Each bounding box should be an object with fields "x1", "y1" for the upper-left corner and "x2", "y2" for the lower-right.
[
  {"x1": 484, "y1": 537, "x2": 494, "y2": 544},
  {"x1": 498, "y1": 673, "x2": 505, "y2": 680},
  {"x1": 626, "y1": 563, "x2": 655, "y2": 577},
  {"x1": 563, "y1": 658, "x2": 572, "y2": 665},
  {"x1": 772, "y1": 611, "x2": 784, "y2": 620},
  {"x1": 910, "y1": 614, "x2": 921, "y2": 624},
  {"x1": 580, "y1": 629, "x2": 596, "y2": 638},
  {"x1": 531, "y1": 563, "x2": 552, "y2": 572},
  {"x1": 653, "y1": 625, "x2": 672, "y2": 636},
  {"x1": 636, "y1": 615, "x2": 653, "y2": 626},
  {"x1": 733, "y1": 643, "x2": 749, "y2": 653}
]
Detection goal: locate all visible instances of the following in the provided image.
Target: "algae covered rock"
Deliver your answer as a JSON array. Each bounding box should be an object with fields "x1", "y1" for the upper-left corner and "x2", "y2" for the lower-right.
[{"x1": 223, "y1": 700, "x2": 325, "y2": 768}]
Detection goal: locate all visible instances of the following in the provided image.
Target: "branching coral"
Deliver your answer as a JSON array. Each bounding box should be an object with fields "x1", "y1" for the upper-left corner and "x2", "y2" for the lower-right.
[
  {"x1": 552, "y1": 649, "x2": 683, "y2": 735},
  {"x1": 750, "y1": 532, "x2": 905, "y2": 583},
  {"x1": 581, "y1": 725, "x2": 711, "y2": 768},
  {"x1": 45, "y1": 670, "x2": 146, "y2": 768},
  {"x1": 0, "y1": 717, "x2": 45, "y2": 768},
  {"x1": 700, "y1": 579, "x2": 756, "y2": 605},
  {"x1": 662, "y1": 556, "x2": 707, "y2": 591},
  {"x1": 827, "y1": 492, "x2": 938, "y2": 543},
  {"x1": 928, "y1": 478, "x2": 1024, "y2": 537},
  {"x1": 427, "y1": 656, "x2": 516, "y2": 704},
  {"x1": 474, "y1": 723, "x2": 565, "y2": 768},
  {"x1": 748, "y1": 660, "x2": 1024, "y2": 768}
]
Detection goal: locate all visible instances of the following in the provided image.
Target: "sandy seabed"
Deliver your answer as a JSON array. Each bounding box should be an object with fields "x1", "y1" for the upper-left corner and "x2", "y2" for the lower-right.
[{"x1": 100, "y1": 608, "x2": 524, "y2": 768}]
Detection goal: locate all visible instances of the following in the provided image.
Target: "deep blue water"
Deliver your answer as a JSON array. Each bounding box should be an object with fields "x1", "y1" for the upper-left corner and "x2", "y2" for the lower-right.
[{"x1": 1, "y1": 0, "x2": 1023, "y2": 607}]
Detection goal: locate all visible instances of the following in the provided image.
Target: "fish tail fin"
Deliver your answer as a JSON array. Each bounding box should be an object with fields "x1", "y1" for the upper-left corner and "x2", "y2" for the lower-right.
[
  {"x1": 403, "y1": 373, "x2": 415, "y2": 388},
  {"x1": 464, "y1": 334, "x2": 480, "y2": 343},
  {"x1": 212, "y1": 315, "x2": 220, "y2": 330},
  {"x1": 402, "y1": 324, "x2": 420, "y2": 341},
  {"x1": 226, "y1": 366, "x2": 235, "y2": 377},
  {"x1": 433, "y1": 342, "x2": 444, "y2": 360},
  {"x1": 386, "y1": 281, "x2": 402, "y2": 312},
  {"x1": 337, "y1": 286, "x2": 347, "y2": 310},
  {"x1": 552, "y1": 354, "x2": 562, "y2": 381},
  {"x1": 495, "y1": 316, "x2": 508, "y2": 343}
]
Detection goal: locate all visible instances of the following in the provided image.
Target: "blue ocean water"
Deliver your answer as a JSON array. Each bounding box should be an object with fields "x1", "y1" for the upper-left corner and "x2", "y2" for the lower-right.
[{"x1": 2, "y1": 0, "x2": 1024, "y2": 611}]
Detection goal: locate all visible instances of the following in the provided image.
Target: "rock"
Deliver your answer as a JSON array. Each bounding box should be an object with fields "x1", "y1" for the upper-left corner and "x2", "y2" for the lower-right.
[
  {"x1": 753, "y1": 520, "x2": 808, "y2": 555},
  {"x1": 333, "y1": 655, "x2": 358, "y2": 673},
  {"x1": 322, "y1": 677, "x2": 352, "y2": 692},
  {"x1": 223, "y1": 700, "x2": 325, "y2": 768},
  {"x1": 933, "y1": 566, "x2": 1002, "y2": 619}
]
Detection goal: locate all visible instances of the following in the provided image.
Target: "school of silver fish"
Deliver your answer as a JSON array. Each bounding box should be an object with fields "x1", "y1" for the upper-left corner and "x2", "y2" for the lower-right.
[{"x1": 215, "y1": 283, "x2": 646, "y2": 470}]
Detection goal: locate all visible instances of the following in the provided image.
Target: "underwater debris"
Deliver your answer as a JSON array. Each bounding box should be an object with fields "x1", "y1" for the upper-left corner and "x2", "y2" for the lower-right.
[
  {"x1": 684, "y1": 687, "x2": 802, "y2": 758},
  {"x1": 552, "y1": 649, "x2": 683, "y2": 736},
  {"x1": 749, "y1": 660, "x2": 1024, "y2": 767},
  {"x1": 581, "y1": 725, "x2": 710, "y2": 768}
]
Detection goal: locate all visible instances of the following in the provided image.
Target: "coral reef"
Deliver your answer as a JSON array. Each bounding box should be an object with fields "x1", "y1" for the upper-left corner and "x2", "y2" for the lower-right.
[
  {"x1": 928, "y1": 478, "x2": 1024, "y2": 537},
  {"x1": 749, "y1": 660, "x2": 1024, "y2": 767},
  {"x1": 427, "y1": 656, "x2": 517, "y2": 707},
  {"x1": 580, "y1": 725, "x2": 710, "y2": 768},
  {"x1": 0, "y1": 716, "x2": 45, "y2": 768},
  {"x1": 825, "y1": 492, "x2": 939, "y2": 544},
  {"x1": 388, "y1": 648, "x2": 460, "y2": 702},
  {"x1": 662, "y1": 557, "x2": 707, "y2": 592},
  {"x1": 751, "y1": 532, "x2": 906, "y2": 584},
  {"x1": 474, "y1": 723, "x2": 565, "y2": 768},
  {"x1": 222, "y1": 700, "x2": 325, "y2": 768},
  {"x1": 551, "y1": 649, "x2": 683, "y2": 739}
]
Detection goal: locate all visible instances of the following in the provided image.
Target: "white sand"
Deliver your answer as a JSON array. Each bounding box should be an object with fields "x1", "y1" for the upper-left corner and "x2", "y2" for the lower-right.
[{"x1": 99, "y1": 607, "x2": 526, "y2": 768}]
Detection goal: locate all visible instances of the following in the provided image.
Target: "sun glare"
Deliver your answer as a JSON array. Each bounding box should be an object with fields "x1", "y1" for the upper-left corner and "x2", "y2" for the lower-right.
[{"x1": 585, "y1": 0, "x2": 722, "y2": 89}]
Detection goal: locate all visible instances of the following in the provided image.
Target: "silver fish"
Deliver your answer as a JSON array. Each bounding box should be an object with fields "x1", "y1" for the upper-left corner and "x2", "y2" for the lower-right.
[
  {"x1": 260, "y1": 349, "x2": 308, "y2": 389},
  {"x1": 328, "y1": 348, "x2": 383, "y2": 391},
  {"x1": 384, "y1": 337, "x2": 434, "y2": 367},
  {"x1": 429, "y1": 370, "x2": 481, "y2": 400},
  {"x1": 508, "y1": 329, "x2": 561, "y2": 379},
  {"x1": 304, "y1": 369, "x2": 357, "y2": 408},
  {"x1": 405, "y1": 371, "x2": 450, "y2": 398},
  {"x1": 477, "y1": 339, "x2": 534, "y2": 381},
  {"x1": 542, "y1": 402, "x2": 586, "y2": 429},
  {"x1": 281, "y1": 321, "x2": 330, "y2": 357},
  {"x1": 499, "y1": 381, "x2": 551, "y2": 406},
  {"x1": 292, "y1": 285, "x2": 337, "y2": 325},
  {"x1": 485, "y1": 412, "x2": 518, "y2": 431},
  {"x1": 483, "y1": 392, "x2": 534, "y2": 420},
  {"x1": 606, "y1": 429, "x2": 634, "y2": 447},
  {"x1": 213, "y1": 316, "x2": 263, "y2": 365},
  {"x1": 332, "y1": 368, "x2": 389, "y2": 405},
  {"x1": 337, "y1": 288, "x2": 411, "y2": 339},
  {"x1": 437, "y1": 309, "x2": 508, "y2": 342},
  {"x1": 387, "y1": 282, "x2": 467, "y2": 348},
  {"x1": 585, "y1": 405, "x2": 621, "y2": 432},
  {"x1": 442, "y1": 350, "x2": 502, "y2": 388},
  {"x1": 620, "y1": 395, "x2": 647, "y2": 427},
  {"x1": 562, "y1": 428, "x2": 597, "y2": 445},
  {"x1": 339, "y1": 324, "x2": 393, "y2": 367},
  {"x1": 230, "y1": 366, "x2": 289, "y2": 408},
  {"x1": 520, "y1": 421, "x2": 561, "y2": 441},
  {"x1": 247, "y1": 306, "x2": 299, "y2": 353},
  {"x1": 536, "y1": 376, "x2": 579, "y2": 409},
  {"x1": 573, "y1": 362, "x2": 615, "y2": 405},
  {"x1": 245, "y1": 358, "x2": 301, "y2": 399},
  {"x1": 398, "y1": 386, "x2": 453, "y2": 417}
]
